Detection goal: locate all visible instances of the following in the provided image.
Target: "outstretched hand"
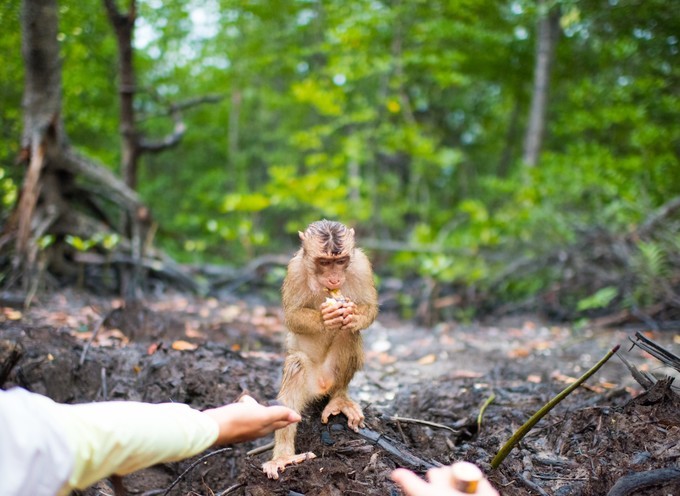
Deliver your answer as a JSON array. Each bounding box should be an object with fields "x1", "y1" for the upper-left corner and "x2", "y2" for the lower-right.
[
  {"x1": 204, "y1": 395, "x2": 301, "y2": 445},
  {"x1": 391, "y1": 465, "x2": 499, "y2": 496}
]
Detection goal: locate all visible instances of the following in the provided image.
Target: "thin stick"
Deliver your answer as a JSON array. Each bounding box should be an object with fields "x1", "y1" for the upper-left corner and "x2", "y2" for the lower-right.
[
  {"x1": 79, "y1": 312, "x2": 107, "y2": 366},
  {"x1": 162, "y1": 447, "x2": 231, "y2": 496},
  {"x1": 387, "y1": 415, "x2": 460, "y2": 434},
  {"x1": 477, "y1": 393, "x2": 496, "y2": 432},
  {"x1": 491, "y1": 345, "x2": 620, "y2": 469},
  {"x1": 101, "y1": 367, "x2": 108, "y2": 400},
  {"x1": 246, "y1": 441, "x2": 274, "y2": 457},
  {"x1": 217, "y1": 483, "x2": 244, "y2": 495}
]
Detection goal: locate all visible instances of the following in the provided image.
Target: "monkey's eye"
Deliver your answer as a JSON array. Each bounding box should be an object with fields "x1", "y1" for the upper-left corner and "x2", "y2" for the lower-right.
[
  {"x1": 318, "y1": 260, "x2": 332, "y2": 267},
  {"x1": 335, "y1": 259, "x2": 348, "y2": 266}
]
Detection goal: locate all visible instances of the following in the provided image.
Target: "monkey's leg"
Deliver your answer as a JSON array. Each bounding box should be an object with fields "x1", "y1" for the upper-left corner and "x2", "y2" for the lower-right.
[
  {"x1": 320, "y1": 336, "x2": 365, "y2": 431},
  {"x1": 262, "y1": 352, "x2": 320, "y2": 480}
]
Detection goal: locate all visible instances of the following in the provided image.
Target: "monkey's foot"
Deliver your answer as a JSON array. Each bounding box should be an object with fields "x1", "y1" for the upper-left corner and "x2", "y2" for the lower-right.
[
  {"x1": 262, "y1": 452, "x2": 316, "y2": 480},
  {"x1": 321, "y1": 396, "x2": 365, "y2": 431}
]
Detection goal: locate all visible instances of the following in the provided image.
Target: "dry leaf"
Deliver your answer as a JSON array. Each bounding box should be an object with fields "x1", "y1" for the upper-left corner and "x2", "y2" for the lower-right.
[
  {"x1": 172, "y1": 340, "x2": 198, "y2": 351},
  {"x1": 508, "y1": 348, "x2": 530, "y2": 358},
  {"x1": 417, "y1": 353, "x2": 437, "y2": 365},
  {"x1": 378, "y1": 352, "x2": 397, "y2": 365},
  {"x1": 5, "y1": 309, "x2": 22, "y2": 320},
  {"x1": 184, "y1": 322, "x2": 206, "y2": 339}
]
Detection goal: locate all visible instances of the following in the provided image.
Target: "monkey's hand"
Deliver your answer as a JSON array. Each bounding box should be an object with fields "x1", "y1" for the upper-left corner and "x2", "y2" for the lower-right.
[
  {"x1": 339, "y1": 301, "x2": 359, "y2": 332},
  {"x1": 321, "y1": 300, "x2": 345, "y2": 331}
]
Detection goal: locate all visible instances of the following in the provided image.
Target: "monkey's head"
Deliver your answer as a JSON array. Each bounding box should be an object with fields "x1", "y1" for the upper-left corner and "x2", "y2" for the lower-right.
[{"x1": 299, "y1": 220, "x2": 355, "y2": 292}]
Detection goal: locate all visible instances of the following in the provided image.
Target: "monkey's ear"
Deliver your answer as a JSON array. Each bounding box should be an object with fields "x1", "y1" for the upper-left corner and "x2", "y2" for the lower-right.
[
  {"x1": 299, "y1": 231, "x2": 305, "y2": 241},
  {"x1": 349, "y1": 228, "x2": 355, "y2": 237}
]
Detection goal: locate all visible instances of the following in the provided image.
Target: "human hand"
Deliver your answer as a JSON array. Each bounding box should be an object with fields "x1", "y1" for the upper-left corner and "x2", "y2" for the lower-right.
[
  {"x1": 391, "y1": 463, "x2": 499, "y2": 496},
  {"x1": 203, "y1": 395, "x2": 301, "y2": 445}
]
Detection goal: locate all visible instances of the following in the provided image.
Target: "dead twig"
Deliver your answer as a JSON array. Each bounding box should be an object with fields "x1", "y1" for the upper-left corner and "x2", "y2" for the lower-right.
[
  {"x1": 79, "y1": 309, "x2": 108, "y2": 367},
  {"x1": 629, "y1": 332, "x2": 680, "y2": 374},
  {"x1": 246, "y1": 441, "x2": 274, "y2": 457},
  {"x1": 162, "y1": 447, "x2": 231, "y2": 496},
  {"x1": 386, "y1": 415, "x2": 460, "y2": 435},
  {"x1": 491, "y1": 345, "x2": 620, "y2": 469},
  {"x1": 217, "y1": 483, "x2": 244, "y2": 495}
]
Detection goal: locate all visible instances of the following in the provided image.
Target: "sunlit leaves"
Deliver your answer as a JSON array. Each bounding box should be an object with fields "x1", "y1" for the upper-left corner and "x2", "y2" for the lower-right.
[
  {"x1": 221, "y1": 193, "x2": 271, "y2": 213},
  {"x1": 65, "y1": 233, "x2": 121, "y2": 252},
  {"x1": 291, "y1": 78, "x2": 345, "y2": 116}
]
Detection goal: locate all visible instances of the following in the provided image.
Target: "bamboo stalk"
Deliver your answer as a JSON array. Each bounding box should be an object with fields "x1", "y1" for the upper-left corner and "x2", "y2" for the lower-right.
[{"x1": 491, "y1": 345, "x2": 620, "y2": 469}]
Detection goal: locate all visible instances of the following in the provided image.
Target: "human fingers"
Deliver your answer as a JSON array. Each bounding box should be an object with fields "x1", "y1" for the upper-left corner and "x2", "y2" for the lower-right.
[
  {"x1": 426, "y1": 466, "x2": 452, "y2": 486},
  {"x1": 265, "y1": 405, "x2": 302, "y2": 427},
  {"x1": 205, "y1": 402, "x2": 300, "y2": 445},
  {"x1": 391, "y1": 468, "x2": 433, "y2": 496}
]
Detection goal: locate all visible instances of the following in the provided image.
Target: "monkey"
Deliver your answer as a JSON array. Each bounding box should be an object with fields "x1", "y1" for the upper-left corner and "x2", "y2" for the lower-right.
[{"x1": 262, "y1": 220, "x2": 379, "y2": 480}]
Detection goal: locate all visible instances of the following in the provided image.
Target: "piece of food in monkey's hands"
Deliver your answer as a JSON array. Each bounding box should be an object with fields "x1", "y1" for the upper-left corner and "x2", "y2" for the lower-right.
[{"x1": 324, "y1": 288, "x2": 347, "y2": 308}]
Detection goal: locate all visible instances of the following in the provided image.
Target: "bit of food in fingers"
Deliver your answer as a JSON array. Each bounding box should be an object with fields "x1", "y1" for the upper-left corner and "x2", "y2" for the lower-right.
[{"x1": 324, "y1": 288, "x2": 347, "y2": 307}]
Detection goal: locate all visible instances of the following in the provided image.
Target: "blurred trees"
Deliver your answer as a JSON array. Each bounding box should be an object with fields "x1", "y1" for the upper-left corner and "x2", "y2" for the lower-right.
[{"x1": 1, "y1": 0, "x2": 678, "y2": 321}]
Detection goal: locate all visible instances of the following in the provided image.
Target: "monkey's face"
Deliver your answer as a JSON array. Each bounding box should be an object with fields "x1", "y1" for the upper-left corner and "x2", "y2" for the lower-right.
[{"x1": 314, "y1": 256, "x2": 349, "y2": 291}]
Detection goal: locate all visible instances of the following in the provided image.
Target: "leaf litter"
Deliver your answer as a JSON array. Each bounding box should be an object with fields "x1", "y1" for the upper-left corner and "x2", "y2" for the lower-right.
[{"x1": 1, "y1": 289, "x2": 679, "y2": 495}]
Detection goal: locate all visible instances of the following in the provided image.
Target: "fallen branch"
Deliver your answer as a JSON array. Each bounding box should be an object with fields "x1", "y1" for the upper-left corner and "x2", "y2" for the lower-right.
[
  {"x1": 491, "y1": 345, "x2": 620, "y2": 469},
  {"x1": 355, "y1": 426, "x2": 435, "y2": 470},
  {"x1": 607, "y1": 467, "x2": 680, "y2": 496}
]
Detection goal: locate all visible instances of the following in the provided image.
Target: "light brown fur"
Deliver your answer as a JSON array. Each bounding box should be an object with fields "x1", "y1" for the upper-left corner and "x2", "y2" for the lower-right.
[{"x1": 262, "y1": 220, "x2": 378, "y2": 479}]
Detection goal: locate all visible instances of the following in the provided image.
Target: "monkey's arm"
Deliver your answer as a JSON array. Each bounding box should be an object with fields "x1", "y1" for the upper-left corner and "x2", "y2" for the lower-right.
[
  {"x1": 352, "y1": 302, "x2": 379, "y2": 330},
  {"x1": 340, "y1": 302, "x2": 378, "y2": 332},
  {"x1": 284, "y1": 306, "x2": 325, "y2": 335}
]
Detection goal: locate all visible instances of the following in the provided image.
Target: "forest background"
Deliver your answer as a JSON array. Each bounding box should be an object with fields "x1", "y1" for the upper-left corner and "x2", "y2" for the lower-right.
[{"x1": 1, "y1": 0, "x2": 679, "y2": 325}]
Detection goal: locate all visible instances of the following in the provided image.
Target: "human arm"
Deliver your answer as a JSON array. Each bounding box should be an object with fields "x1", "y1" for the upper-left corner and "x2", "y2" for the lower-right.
[{"x1": 0, "y1": 388, "x2": 300, "y2": 496}]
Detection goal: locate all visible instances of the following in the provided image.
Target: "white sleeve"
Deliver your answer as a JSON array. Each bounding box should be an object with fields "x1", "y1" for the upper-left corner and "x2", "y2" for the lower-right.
[
  {"x1": 0, "y1": 388, "x2": 219, "y2": 496},
  {"x1": 0, "y1": 388, "x2": 75, "y2": 496}
]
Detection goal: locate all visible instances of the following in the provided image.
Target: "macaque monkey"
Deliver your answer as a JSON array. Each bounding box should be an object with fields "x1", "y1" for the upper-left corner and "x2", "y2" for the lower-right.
[{"x1": 262, "y1": 220, "x2": 379, "y2": 480}]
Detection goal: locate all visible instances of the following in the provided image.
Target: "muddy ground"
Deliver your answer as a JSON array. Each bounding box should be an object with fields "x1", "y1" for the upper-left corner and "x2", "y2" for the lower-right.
[{"x1": 1, "y1": 289, "x2": 679, "y2": 495}]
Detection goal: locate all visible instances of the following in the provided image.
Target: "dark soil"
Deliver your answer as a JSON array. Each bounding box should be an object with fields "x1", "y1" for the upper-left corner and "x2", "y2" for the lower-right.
[{"x1": 1, "y1": 289, "x2": 679, "y2": 495}]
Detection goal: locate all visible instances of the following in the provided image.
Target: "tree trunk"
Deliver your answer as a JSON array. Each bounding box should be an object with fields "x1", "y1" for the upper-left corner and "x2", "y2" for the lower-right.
[
  {"x1": 6, "y1": 0, "x2": 147, "y2": 299},
  {"x1": 522, "y1": 1, "x2": 561, "y2": 168},
  {"x1": 103, "y1": 0, "x2": 140, "y2": 191},
  {"x1": 14, "y1": 0, "x2": 65, "y2": 287}
]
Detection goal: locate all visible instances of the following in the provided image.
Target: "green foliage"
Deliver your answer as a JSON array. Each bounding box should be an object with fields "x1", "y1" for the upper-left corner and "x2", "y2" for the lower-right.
[
  {"x1": 65, "y1": 233, "x2": 120, "y2": 253},
  {"x1": 577, "y1": 287, "x2": 619, "y2": 312},
  {"x1": 3, "y1": 0, "x2": 679, "y2": 317},
  {"x1": 629, "y1": 240, "x2": 673, "y2": 308}
]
